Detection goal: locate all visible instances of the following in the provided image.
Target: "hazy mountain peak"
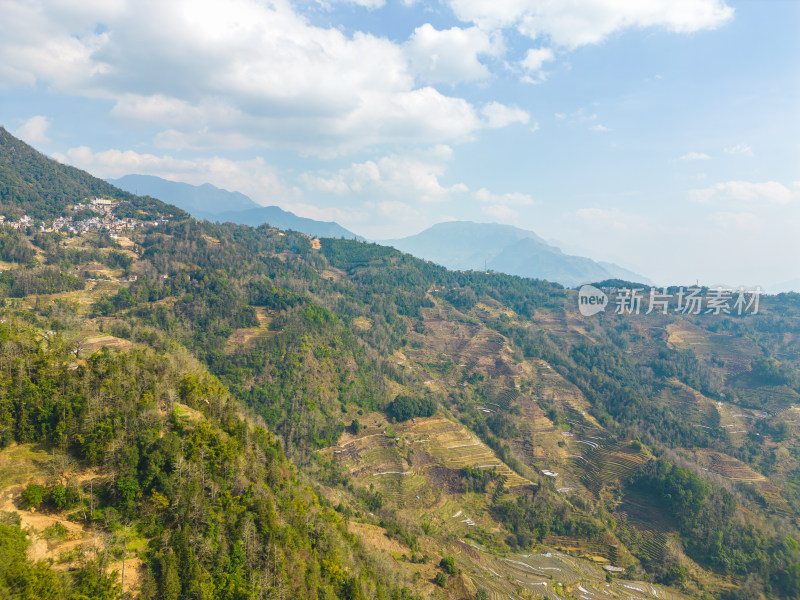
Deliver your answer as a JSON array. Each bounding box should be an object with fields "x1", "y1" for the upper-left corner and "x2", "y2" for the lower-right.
[
  {"x1": 383, "y1": 220, "x2": 649, "y2": 287},
  {"x1": 109, "y1": 174, "x2": 259, "y2": 215}
]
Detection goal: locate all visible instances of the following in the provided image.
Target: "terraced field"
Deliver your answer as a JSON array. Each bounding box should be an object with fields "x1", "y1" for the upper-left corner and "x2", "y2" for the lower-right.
[
  {"x1": 666, "y1": 320, "x2": 757, "y2": 376},
  {"x1": 224, "y1": 306, "x2": 274, "y2": 353},
  {"x1": 332, "y1": 298, "x2": 795, "y2": 598},
  {"x1": 568, "y1": 439, "x2": 648, "y2": 492},
  {"x1": 410, "y1": 296, "x2": 524, "y2": 381},
  {"x1": 81, "y1": 332, "x2": 134, "y2": 354},
  {"x1": 523, "y1": 359, "x2": 600, "y2": 424},
  {"x1": 457, "y1": 545, "x2": 694, "y2": 600},
  {"x1": 491, "y1": 385, "x2": 520, "y2": 411},
  {"x1": 327, "y1": 416, "x2": 531, "y2": 510},
  {"x1": 616, "y1": 492, "x2": 675, "y2": 565},
  {"x1": 412, "y1": 418, "x2": 530, "y2": 488},
  {"x1": 29, "y1": 278, "x2": 125, "y2": 317},
  {"x1": 530, "y1": 310, "x2": 592, "y2": 346},
  {"x1": 691, "y1": 449, "x2": 793, "y2": 515},
  {"x1": 716, "y1": 398, "x2": 771, "y2": 438},
  {"x1": 733, "y1": 383, "x2": 800, "y2": 414},
  {"x1": 658, "y1": 380, "x2": 717, "y2": 425},
  {"x1": 545, "y1": 535, "x2": 620, "y2": 563}
]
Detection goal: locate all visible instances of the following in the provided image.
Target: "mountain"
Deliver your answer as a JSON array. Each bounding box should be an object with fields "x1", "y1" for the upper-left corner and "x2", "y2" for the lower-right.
[
  {"x1": 488, "y1": 237, "x2": 612, "y2": 284},
  {"x1": 110, "y1": 174, "x2": 259, "y2": 214},
  {"x1": 597, "y1": 260, "x2": 650, "y2": 283},
  {"x1": 384, "y1": 221, "x2": 649, "y2": 287},
  {"x1": 768, "y1": 277, "x2": 800, "y2": 294},
  {"x1": 210, "y1": 205, "x2": 363, "y2": 239},
  {"x1": 1, "y1": 128, "x2": 799, "y2": 600},
  {"x1": 385, "y1": 221, "x2": 545, "y2": 271},
  {"x1": 110, "y1": 174, "x2": 363, "y2": 240}
]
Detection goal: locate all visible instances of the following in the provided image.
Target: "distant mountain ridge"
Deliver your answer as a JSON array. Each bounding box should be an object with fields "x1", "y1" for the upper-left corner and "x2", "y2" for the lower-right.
[
  {"x1": 383, "y1": 221, "x2": 650, "y2": 287},
  {"x1": 110, "y1": 174, "x2": 363, "y2": 240},
  {"x1": 110, "y1": 174, "x2": 259, "y2": 214},
  {"x1": 768, "y1": 278, "x2": 800, "y2": 294}
]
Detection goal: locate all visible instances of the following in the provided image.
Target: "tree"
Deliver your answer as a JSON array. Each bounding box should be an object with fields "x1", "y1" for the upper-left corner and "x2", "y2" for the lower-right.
[
  {"x1": 439, "y1": 556, "x2": 458, "y2": 575},
  {"x1": 50, "y1": 484, "x2": 67, "y2": 510}
]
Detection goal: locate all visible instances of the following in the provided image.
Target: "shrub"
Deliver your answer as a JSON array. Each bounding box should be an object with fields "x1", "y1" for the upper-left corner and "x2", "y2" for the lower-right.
[{"x1": 20, "y1": 484, "x2": 47, "y2": 510}]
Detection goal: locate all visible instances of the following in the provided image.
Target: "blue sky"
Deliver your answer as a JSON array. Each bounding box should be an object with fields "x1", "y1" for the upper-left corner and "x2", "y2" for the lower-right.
[{"x1": 1, "y1": 0, "x2": 798, "y2": 287}]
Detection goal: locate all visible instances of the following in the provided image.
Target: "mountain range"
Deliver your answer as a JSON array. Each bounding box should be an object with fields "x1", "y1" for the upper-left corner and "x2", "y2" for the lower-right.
[
  {"x1": 384, "y1": 221, "x2": 649, "y2": 287},
  {"x1": 109, "y1": 174, "x2": 363, "y2": 240},
  {"x1": 110, "y1": 174, "x2": 649, "y2": 288}
]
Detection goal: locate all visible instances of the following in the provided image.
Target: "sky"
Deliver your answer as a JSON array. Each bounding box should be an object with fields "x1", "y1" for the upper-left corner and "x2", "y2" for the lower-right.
[{"x1": 1, "y1": 0, "x2": 798, "y2": 288}]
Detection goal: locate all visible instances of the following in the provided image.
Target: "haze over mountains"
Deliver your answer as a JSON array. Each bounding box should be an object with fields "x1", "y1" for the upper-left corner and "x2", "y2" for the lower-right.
[
  {"x1": 110, "y1": 174, "x2": 649, "y2": 288},
  {"x1": 109, "y1": 174, "x2": 363, "y2": 240},
  {"x1": 385, "y1": 221, "x2": 650, "y2": 287}
]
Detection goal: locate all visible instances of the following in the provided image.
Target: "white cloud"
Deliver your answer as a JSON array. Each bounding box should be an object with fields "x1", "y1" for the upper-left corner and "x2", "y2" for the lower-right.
[
  {"x1": 301, "y1": 148, "x2": 468, "y2": 203},
  {"x1": 482, "y1": 204, "x2": 519, "y2": 220},
  {"x1": 710, "y1": 211, "x2": 763, "y2": 231},
  {"x1": 406, "y1": 24, "x2": 498, "y2": 84},
  {"x1": 0, "y1": 0, "x2": 112, "y2": 90},
  {"x1": 359, "y1": 200, "x2": 428, "y2": 238},
  {"x1": 52, "y1": 146, "x2": 300, "y2": 205},
  {"x1": 680, "y1": 151, "x2": 711, "y2": 160},
  {"x1": 480, "y1": 102, "x2": 530, "y2": 128},
  {"x1": 689, "y1": 181, "x2": 796, "y2": 206},
  {"x1": 723, "y1": 143, "x2": 754, "y2": 156},
  {"x1": 14, "y1": 115, "x2": 51, "y2": 144},
  {"x1": 324, "y1": 0, "x2": 386, "y2": 8},
  {"x1": 521, "y1": 47, "x2": 555, "y2": 72},
  {"x1": 474, "y1": 188, "x2": 535, "y2": 206},
  {"x1": 445, "y1": 0, "x2": 734, "y2": 49},
  {"x1": 111, "y1": 94, "x2": 212, "y2": 129},
  {"x1": 555, "y1": 107, "x2": 607, "y2": 131},
  {"x1": 0, "y1": 0, "x2": 525, "y2": 156},
  {"x1": 519, "y1": 47, "x2": 555, "y2": 83},
  {"x1": 0, "y1": 0, "x2": 738, "y2": 159},
  {"x1": 372, "y1": 200, "x2": 422, "y2": 222},
  {"x1": 476, "y1": 186, "x2": 536, "y2": 221}
]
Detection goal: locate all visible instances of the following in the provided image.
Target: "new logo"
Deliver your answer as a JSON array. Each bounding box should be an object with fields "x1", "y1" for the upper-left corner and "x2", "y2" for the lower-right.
[{"x1": 578, "y1": 284, "x2": 608, "y2": 316}]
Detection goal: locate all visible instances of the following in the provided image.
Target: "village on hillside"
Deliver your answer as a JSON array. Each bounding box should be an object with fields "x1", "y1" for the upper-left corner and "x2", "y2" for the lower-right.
[{"x1": 0, "y1": 197, "x2": 169, "y2": 235}]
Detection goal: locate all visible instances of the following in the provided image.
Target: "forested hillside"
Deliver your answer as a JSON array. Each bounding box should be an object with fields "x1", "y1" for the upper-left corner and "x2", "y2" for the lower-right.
[
  {"x1": 0, "y1": 129, "x2": 798, "y2": 600},
  {"x1": 0, "y1": 128, "x2": 185, "y2": 222}
]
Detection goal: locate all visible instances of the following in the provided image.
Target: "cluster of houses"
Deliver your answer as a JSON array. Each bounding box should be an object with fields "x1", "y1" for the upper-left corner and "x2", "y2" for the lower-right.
[
  {"x1": 0, "y1": 214, "x2": 34, "y2": 230},
  {"x1": 1, "y1": 198, "x2": 170, "y2": 235}
]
